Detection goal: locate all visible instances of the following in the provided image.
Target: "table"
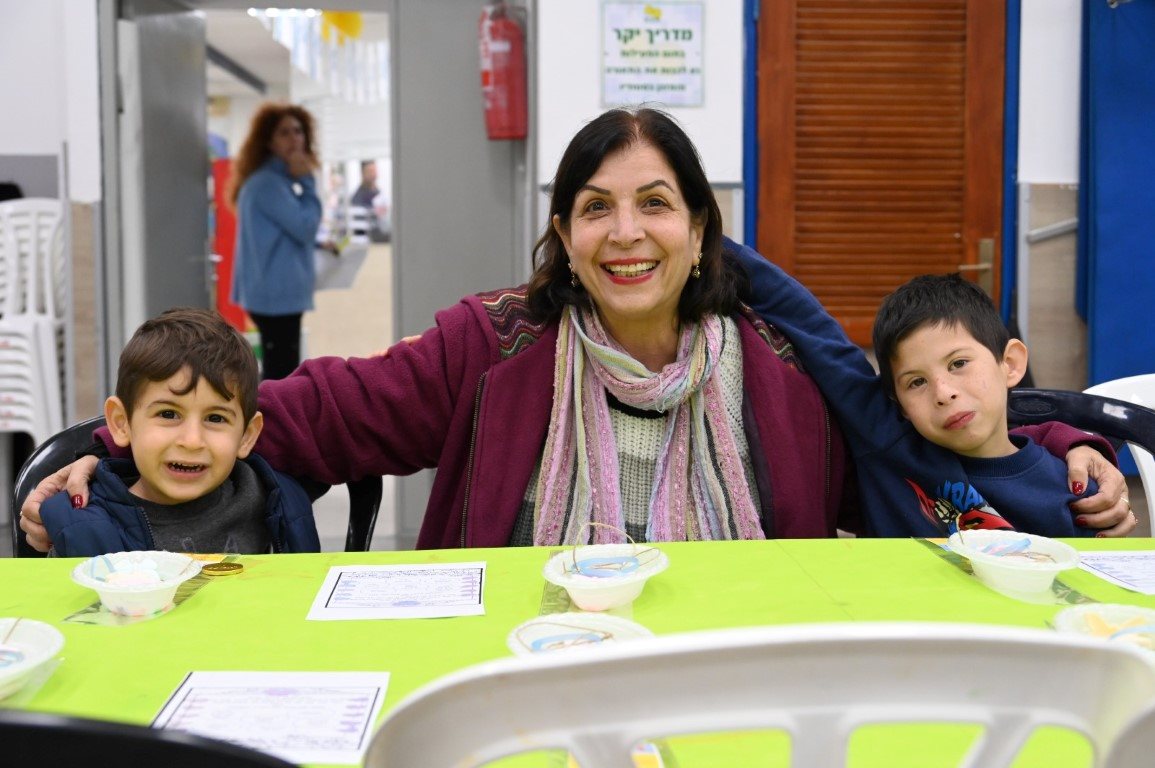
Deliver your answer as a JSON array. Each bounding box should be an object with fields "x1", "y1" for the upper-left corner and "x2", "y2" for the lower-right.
[{"x1": 5, "y1": 538, "x2": 1155, "y2": 767}]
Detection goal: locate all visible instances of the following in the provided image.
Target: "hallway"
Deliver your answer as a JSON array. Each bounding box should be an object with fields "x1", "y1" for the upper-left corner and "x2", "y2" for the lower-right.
[{"x1": 302, "y1": 240, "x2": 401, "y2": 552}]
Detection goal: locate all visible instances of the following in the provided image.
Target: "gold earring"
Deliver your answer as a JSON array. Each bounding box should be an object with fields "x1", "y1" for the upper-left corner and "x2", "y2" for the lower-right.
[
  {"x1": 691, "y1": 253, "x2": 702, "y2": 279},
  {"x1": 569, "y1": 262, "x2": 580, "y2": 288}
]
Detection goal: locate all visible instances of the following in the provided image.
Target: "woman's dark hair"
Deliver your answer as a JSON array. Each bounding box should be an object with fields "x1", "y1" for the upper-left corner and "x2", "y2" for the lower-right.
[{"x1": 527, "y1": 108, "x2": 740, "y2": 323}]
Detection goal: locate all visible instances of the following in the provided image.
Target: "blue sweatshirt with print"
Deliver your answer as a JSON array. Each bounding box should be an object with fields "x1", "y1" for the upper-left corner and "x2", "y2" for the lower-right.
[{"x1": 724, "y1": 237, "x2": 1099, "y2": 537}]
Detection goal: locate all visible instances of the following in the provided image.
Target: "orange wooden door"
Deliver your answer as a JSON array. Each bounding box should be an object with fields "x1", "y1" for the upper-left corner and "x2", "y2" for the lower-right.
[{"x1": 757, "y1": 0, "x2": 1004, "y2": 346}]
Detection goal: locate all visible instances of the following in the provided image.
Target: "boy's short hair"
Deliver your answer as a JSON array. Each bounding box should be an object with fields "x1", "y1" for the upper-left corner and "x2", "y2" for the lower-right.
[
  {"x1": 872, "y1": 273, "x2": 1009, "y2": 400},
  {"x1": 116, "y1": 308, "x2": 259, "y2": 423}
]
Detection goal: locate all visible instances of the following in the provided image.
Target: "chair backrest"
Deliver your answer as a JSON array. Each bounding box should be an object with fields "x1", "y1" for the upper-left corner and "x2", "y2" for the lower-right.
[
  {"x1": 0, "y1": 709, "x2": 295, "y2": 768},
  {"x1": 1083, "y1": 375, "x2": 1155, "y2": 510},
  {"x1": 12, "y1": 415, "x2": 105, "y2": 557},
  {"x1": 0, "y1": 198, "x2": 63, "y2": 318},
  {"x1": 12, "y1": 416, "x2": 383, "y2": 556},
  {"x1": 363, "y1": 622, "x2": 1155, "y2": 768},
  {"x1": 1105, "y1": 702, "x2": 1155, "y2": 768},
  {"x1": 1007, "y1": 386, "x2": 1155, "y2": 511}
]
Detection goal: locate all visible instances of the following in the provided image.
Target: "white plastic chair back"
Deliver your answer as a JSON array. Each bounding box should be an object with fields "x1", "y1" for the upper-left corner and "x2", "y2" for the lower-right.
[
  {"x1": 1085, "y1": 374, "x2": 1155, "y2": 510},
  {"x1": 363, "y1": 622, "x2": 1155, "y2": 768},
  {"x1": 1106, "y1": 702, "x2": 1155, "y2": 768},
  {"x1": 0, "y1": 199, "x2": 66, "y2": 443},
  {"x1": 0, "y1": 199, "x2": 62, "y2": 317}
]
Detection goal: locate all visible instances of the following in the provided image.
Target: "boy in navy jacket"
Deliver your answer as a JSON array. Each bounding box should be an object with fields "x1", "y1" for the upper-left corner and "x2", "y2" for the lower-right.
[
  {"x1": 42, "y1": 309, "x2": 319, "y2": 556},
  {"x1": 730, "y1": 241, "x2": 1102, "y2": 537}
]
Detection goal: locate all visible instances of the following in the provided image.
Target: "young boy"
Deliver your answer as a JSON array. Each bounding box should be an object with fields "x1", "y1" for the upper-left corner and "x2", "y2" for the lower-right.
[
  {"x1": 41, "y1": 308, "x2": 320, "y2": 556},
  {"x1": 730, "y1": 241, "x2": 1105, "y2": 537}
]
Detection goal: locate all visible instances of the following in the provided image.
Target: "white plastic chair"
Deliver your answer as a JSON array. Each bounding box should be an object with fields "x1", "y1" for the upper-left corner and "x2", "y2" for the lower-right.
[
  {"x1": 363, "y1": 622, "x2": 1155, "y2": 768},
  {"x1": 0, "y1": 203, "x2": 65, "y2": 466},
  {"x1": 1085, "y1": 374, "x2": 1155, "y2": 511}
]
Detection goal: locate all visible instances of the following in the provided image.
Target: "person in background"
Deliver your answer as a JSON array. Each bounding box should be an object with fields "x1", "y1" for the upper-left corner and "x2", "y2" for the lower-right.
[
  {"x1": 39, "y1": 309, "x2": 319, "y2": 557},
  {"x1": 350, "y1": 159, "x2": 379, "y2": 209},
  {"x1": 229, "y1": 102, "x2": 322, "y2": 381}
]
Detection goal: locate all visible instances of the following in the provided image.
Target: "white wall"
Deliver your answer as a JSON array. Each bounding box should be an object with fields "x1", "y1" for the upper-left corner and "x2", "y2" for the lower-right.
[
  {"x1": 0, "y1": 0, "x2": 101, "y2": 202},
  {"x1": 536, "y1": 0, "x2": 743, "y2": 187},
  {"x1": 1018, "y1": 0, "x2": 1081, "y2": 185}
]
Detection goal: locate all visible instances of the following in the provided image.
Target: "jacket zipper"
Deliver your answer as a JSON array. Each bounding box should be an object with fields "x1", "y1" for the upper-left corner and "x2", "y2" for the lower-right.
[{"x1": 460, "y1": 371, "x2": 488, "y2": 548}]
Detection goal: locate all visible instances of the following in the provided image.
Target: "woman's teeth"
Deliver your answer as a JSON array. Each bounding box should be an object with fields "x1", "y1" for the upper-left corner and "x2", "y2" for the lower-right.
[{"x1": 603, "y1": 261, "x2": 657, "y2": 276}]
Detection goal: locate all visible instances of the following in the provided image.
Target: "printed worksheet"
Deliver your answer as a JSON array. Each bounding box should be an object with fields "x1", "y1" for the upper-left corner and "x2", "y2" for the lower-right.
[
  {"x1": 153, "y1": 671, "x2": 389, "y2": 765},
  {"x1": 1080, "y1": 551, "x2": 1155, "y2": 594},
  {"x1": 307, "y1": 562, "x2": 487, "y2": 620}
]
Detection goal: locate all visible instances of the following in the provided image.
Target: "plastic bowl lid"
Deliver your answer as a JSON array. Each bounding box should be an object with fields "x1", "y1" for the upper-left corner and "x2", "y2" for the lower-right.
[{"x1": 507, "y1": 612, "x2": 654, "y2": 656}]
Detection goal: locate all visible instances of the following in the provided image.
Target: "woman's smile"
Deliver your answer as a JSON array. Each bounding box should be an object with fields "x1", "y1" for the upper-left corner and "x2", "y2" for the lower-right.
[{"x1": 602, "y1": 259, "x2": 659, "y2": 281}]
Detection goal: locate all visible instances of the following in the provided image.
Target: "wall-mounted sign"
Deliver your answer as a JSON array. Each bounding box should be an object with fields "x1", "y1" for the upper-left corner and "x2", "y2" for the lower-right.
[{"x1": 602, "y1": 2, "x2": 703, "y2": 107}]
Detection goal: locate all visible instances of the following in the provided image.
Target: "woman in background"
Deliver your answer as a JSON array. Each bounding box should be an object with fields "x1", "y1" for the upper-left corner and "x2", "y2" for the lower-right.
[{"x1": 229, "y1": 103, "x2": 322, "y2": 380}]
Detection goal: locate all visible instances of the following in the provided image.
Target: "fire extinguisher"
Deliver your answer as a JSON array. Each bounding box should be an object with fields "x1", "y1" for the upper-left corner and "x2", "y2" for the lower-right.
[{"x1": 478, "y1": 3, "x2": 527, "y2": 141}]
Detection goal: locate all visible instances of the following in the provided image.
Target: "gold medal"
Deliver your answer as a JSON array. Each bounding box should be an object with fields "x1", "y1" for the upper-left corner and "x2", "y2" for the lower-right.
[{"x1": 202, "y1": 562, "x2": 244, "y2": 576}]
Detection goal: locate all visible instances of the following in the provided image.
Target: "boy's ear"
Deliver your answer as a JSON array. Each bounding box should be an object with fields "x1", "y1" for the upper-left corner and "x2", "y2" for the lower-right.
[
  {"x1": 1001, "y1": 339, "x2": 1030, "y2": 388},
  {"x1": 236, "y1": 411, "x2": 263, "y2": 459},
  {"x1": 104, "y1": 396, "x2": 133, "y2": 448}
]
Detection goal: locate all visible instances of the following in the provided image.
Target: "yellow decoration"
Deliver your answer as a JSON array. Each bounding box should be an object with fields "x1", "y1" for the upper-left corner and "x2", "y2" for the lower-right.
[
  {"x1": 643, "y1": 5, "x2": 662, "y2": 21},
  {"x1": 321, "y1": 11, "x2": 363, "y2": 44}
]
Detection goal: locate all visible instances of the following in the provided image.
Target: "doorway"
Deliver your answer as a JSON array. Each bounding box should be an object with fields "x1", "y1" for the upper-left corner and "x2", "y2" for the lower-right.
[{"x1": 756, "y1": 0, "x2": 1005, "y2": 346}]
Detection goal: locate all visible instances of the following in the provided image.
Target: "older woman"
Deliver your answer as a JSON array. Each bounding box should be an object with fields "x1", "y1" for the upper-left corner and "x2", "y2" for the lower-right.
[
  {"x1": 256, "y1": 107, "x2": 849, "y2": 546},
  {"x1": 20, "y1": 108, "x2": 1131, "y2": 549}
]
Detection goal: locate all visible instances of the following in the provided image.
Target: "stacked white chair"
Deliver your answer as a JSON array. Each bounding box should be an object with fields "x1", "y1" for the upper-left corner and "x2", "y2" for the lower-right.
[{"x1": 0, "y1": 198, "x2": 65, "y2": 446}]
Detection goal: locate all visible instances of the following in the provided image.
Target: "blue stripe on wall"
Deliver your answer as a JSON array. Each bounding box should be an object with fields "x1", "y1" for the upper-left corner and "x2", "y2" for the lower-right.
[{"x1": 1080, "y1": 0, "x2": 1155, "y2": 384}]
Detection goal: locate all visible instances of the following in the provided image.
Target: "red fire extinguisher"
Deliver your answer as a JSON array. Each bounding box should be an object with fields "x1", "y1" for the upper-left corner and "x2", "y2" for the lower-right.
[{"x1": 478, "y1": 3, "x2": 527, "y2": 141}]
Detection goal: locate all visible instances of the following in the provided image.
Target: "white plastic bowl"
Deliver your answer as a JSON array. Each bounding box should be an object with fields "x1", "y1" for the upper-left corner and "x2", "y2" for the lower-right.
[
  {"x1": 948, "y1": 530, "x2": 1079, "y2": 596},
  {"x1": 507, "y1": 612, "x2": 654, "y2": 656},
  {"x1": 72, "y1": 551, "x2": 202, "y2": 617},
  {"x1": 1054, "y1": 603, "x2": 1155, "y2": 651},
  {"x1": 542, "y1": 543, "x2": 668, "y2": 611},
  {"x1": 0, "y1": 618, "x2": 65, "y2": 700}
]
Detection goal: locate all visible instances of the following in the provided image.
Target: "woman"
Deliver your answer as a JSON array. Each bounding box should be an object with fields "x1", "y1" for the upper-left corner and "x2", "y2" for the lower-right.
[
  {"x1": 229, "y1": 103, "x2": 323, "y2": 381},
  {"x1": 19, "y1": 109, "x2": 1132, "y2": 550},
  {"x1": 255, "y1": 107, "x2": 849, "y2": 546}
]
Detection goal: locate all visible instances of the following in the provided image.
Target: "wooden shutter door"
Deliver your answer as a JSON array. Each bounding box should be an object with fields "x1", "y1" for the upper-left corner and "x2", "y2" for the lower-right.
[{"x1": 757, "y1": 0, "x2": 1004, "y2": 346}]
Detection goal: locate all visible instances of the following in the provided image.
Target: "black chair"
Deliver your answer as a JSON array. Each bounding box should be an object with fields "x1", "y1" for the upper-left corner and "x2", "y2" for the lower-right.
[
  {"x1": 1008, "y1": 387, "x2": 1155, "y2": 508},
  {"x1": 0, "y1": 709, "x2": 296, "y2": 768},
  {"x1": 11, "y1": 416, "x2": 383, "y2": 556}
]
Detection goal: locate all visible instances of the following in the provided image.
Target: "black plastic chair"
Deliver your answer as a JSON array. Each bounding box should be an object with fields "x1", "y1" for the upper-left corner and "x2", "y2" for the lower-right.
[
  {"x1": 0, "y1": 709, "x2": 296, "y2": 768},
  {"x1": 1008, "y1": 387, "x2": 1155, "y2": 508},
  {"x1": 11, "y1": 416, "x2": 383, "y2": 556}
]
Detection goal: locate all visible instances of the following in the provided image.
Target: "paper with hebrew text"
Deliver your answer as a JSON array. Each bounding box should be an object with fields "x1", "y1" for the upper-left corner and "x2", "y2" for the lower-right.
[
  {"x1": 1079, "y1": 551, "x2": 1155, "y2": 594},
  {"x1": 307, "y1": 562, "x2": 487, "y2": 620},
  {"x1": 153, "y1": 671, "x2": 389, "y2": 765}
]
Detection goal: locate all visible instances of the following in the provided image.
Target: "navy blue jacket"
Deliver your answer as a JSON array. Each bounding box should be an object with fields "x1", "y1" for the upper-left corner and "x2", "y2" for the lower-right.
[
  {"x1": 725, "y1": 237, "x2": 1101, "y2": 537},
  {"x1": 41, "y1": 454, "x2": 321, "y2": 557}
]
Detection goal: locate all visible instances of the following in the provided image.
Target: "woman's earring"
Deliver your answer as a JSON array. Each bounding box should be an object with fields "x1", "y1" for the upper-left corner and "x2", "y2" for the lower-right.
[
  {"x1": 691, "y1": 253, "x2": 702, "y2": 279},
  {"x1": 569, "y1": 262, "x2": 580, "y2": 288}
]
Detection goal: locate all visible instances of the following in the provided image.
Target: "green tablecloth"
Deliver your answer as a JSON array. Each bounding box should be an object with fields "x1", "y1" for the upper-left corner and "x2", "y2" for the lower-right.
[{"x1": 5, "y1": 538, "x2": 1154, "y2": 767}]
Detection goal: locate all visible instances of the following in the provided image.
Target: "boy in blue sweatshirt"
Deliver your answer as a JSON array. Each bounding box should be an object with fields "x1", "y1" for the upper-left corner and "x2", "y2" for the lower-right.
[
  {"x1": 41, "y1": 308, "x2": 320, "y2": 556},
  {"x1": 729, "y1": 240, "x2": 1101, "y2": 537}
]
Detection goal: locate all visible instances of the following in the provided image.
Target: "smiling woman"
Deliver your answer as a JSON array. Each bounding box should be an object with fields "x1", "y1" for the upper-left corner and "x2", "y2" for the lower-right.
[{"x1": 250, "y1": 107, "x2": 849, "y2": 548}]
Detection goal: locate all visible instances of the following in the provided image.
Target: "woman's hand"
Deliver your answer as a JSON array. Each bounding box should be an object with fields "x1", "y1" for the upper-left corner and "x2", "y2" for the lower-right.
[
  {"x1": 1066, "y1": 445, "x2": 1137, "y2": 536},
  {"x1": 286, "y1": 149, "x2": 314, "y2": 178},
  {"x1": 17, "y1": 455, "x2": 100, "y2": 552}
]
